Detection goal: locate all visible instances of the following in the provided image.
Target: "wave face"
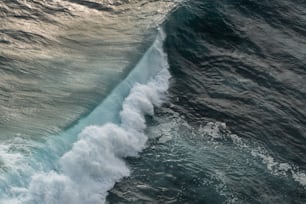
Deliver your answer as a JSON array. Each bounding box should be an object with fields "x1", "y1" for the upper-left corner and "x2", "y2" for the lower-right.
[
  {"x1": 0, "y1": 0, "x2": 177, "y2": 140},
  {"x1": 1, "y1": 29, "x2": 170, "y2": 203},
  {"x1": 0, "y1": 0, "x2": 178, "y2": 201},
  {"x1": 108, "y1": 0, "x2": 306, "y2": 203}
]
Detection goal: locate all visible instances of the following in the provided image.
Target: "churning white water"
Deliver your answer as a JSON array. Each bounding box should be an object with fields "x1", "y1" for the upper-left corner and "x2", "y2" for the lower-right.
[{"x1": 1, "y1": 28, "x2": 170, "y2": 204}]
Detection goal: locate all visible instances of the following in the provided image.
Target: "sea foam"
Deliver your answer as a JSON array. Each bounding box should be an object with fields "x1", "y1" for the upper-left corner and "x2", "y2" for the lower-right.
[{"x1": 3, "y1": 28, "x2": 170, "y2": 204}]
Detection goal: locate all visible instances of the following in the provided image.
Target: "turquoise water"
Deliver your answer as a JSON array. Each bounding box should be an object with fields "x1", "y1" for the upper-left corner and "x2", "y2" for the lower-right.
[
  {"x1": 0, "y1": 1, "x2": 179, "y2": 203},
  {"x1": 1, "y1": 28, "x2": 171, "y2": 203}
]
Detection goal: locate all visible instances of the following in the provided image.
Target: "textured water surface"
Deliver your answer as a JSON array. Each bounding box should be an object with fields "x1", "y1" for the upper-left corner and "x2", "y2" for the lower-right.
[
  {"x1": 109, "y1": 0, "x2": 306, "y2": 203},
  {"x1": 1, "y1": 0, "x2": 306, "y2": 203}
]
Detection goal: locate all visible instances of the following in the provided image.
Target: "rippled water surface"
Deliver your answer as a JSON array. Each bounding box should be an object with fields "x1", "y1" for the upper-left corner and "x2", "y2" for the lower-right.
[
  {"x1": 110, "y1": 0, "x2": 306, "y2": 203},
  {"x1": 0, "y1": 0, "x2": 177, "y2": 140},
  {"x1": 1, "y1": 0, "x2": 306, "y2": 203}
]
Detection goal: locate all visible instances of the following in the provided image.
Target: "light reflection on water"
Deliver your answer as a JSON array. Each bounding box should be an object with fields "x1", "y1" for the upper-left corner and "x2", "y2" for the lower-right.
[{"x1": 0, "y1": 0, "x2": 179, "y2": 140}]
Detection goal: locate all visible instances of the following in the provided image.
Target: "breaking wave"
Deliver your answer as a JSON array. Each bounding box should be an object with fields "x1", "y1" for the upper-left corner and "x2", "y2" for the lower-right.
[{"x1": 1, "y1": 28, "x2": 170, "y2": 204}]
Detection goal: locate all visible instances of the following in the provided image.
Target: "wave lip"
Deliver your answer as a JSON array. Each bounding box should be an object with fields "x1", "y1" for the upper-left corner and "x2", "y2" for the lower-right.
[{"x1": 3, "y1": 28, "x2": 170, "y2": 204}]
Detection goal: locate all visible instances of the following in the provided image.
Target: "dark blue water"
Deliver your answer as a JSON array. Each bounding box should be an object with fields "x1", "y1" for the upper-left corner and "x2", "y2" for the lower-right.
[{"x1": 108, "y1": 0, "x2": 306, "y2": 203}]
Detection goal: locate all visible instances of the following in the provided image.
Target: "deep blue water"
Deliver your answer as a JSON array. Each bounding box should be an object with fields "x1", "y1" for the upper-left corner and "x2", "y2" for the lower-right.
[{"x1": 108, "y1": 0, "x2": 306, "y2": 203}]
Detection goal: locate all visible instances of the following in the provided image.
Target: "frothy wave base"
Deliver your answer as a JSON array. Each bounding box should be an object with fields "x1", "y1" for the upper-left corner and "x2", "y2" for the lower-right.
[{"x1": 2, "y1": 28, "x2": 170, "y2": 204}]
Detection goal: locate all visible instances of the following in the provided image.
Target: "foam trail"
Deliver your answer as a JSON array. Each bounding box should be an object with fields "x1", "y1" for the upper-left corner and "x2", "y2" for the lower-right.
[{"x1": 3, "y1": 28, "x2": 170, "y2": 204}]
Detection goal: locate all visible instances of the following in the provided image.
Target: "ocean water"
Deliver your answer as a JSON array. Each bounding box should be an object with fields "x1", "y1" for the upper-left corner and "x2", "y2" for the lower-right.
[{"x1": 1, "y1": 0, "x2": 306, "y2": 203}]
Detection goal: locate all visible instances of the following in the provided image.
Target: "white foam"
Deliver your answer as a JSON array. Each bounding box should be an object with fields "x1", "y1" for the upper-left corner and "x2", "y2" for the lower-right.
[
  {"x1": 0, "y1": 144, "x2": 24, "y2": 172},
  {"x1": 0, "y1": 138, "x2": 33, "y2": 187},
  {"x1": 199, "y1": 122, "x2": 227, "y2": 139},
  {"x1": 229, "y1": 131, "x2": 306, "y2": 189},
  {"x1": 292, "y1": 172, "x2": 306, "y2": 187},
  {"x1": 3, "y1": 28, "x2": 170, "y2": 204},
  {"x1": 250, "y1": 148, "x2": 306, "y2": 188},
  {"x1": 198, "y1": 121, "x2": 306, "y2": 189}
]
